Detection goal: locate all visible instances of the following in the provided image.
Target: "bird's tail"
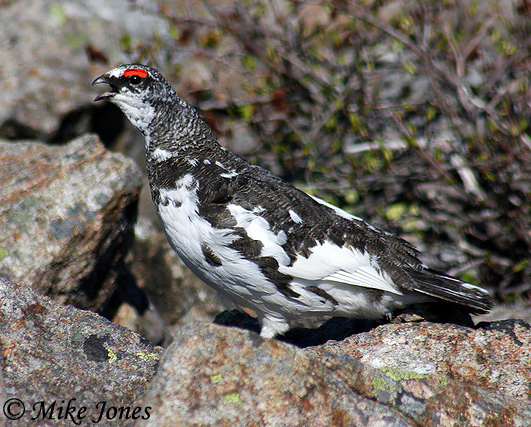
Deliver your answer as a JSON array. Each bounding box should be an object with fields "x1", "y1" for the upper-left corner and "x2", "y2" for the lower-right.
[{"x1": 408, "y1": 268, "x2": 493, "y2": 314}]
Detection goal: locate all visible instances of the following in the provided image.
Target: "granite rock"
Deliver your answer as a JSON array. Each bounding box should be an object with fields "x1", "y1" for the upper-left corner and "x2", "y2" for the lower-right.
[
  {"x1": 313, "y1": 351, "x2": 531, "y2": 427},
  {"x1": 135, "y1": 323, "x2": 414, "y2": 427},
  {"x1": 0, "y1": 277, "x2": 162, "y2": 426},
  {"x1": 136, "y1": 319, "x2": 531, "y2": 426},
  {"x1": 0, "y1": 134, "x2": 142, "y2": 311},
  {"x1": 308, "y1": 319, "x2": 531, "y2": 400}
]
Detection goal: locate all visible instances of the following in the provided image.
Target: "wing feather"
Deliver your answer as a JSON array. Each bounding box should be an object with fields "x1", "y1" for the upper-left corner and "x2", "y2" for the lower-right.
[{"x1": 279, "y1": 241, "x2": 402, "y2": 295}]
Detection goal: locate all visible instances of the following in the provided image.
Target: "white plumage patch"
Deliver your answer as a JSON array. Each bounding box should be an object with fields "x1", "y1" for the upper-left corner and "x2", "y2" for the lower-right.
[
  {"x1": 279, "y1": 240, "x2": 401, "y2": 295},
  {"x1": 112, "y1": 92, "x2": 155, "y2": 136},
  {"x1": 227, "y1": 204, "x2": 290, "y2": 266},
  {"x1": 453, "y1": 280, "x2": 485, "y2": 292},
  {"x1": 308, "y1": 195, "x2": 381, "y2": 233},
  {"x1": 186, "y1": 157, "x2": 199, "y2": 166},
  {"x1": 289, "y1": 209, "x2": 303, "y2": 224},
  {"x1": 107, "y1": 67, "x2": 126, "y2": 79},
  {"x1": 152, "y1": 147, "x2": 174, "y2": 162},
  {"x1": 308, "y1": 194, "x2": 364, "y2": 222},
  {"x1": 220, "y1": 171, "x2": 239, "y2": 178},
  {"x1": 215, "y1": 160, "x2": 238, "y2": 178}
]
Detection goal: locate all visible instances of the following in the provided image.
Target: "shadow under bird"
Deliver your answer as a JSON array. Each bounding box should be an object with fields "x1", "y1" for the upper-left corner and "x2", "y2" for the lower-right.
[{"x1": 93, "y1": 64, "x2": 493, "y2": 338}]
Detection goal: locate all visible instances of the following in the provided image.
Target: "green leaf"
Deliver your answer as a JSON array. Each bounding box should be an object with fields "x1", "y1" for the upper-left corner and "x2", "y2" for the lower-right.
[
  {"x1": 49, "y1": 3, "x2": 67, "y2": 27},
  {"x1": 242, "y1": 55, "x2": 257, "y2": 73}
]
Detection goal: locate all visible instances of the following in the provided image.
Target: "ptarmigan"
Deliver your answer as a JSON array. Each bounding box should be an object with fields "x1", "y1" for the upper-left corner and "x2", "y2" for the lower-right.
[{"x1": 93, "y1": 64, "x2": 492, "y2": 338}]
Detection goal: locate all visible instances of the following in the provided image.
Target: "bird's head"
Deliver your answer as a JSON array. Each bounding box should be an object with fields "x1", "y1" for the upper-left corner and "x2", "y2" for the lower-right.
[
  {"x1": 93, "y1": 64, "x2": 213, "y2": 147},
  {"x1": 93, "y1": 64, "x2": 175, "y2": 135}
]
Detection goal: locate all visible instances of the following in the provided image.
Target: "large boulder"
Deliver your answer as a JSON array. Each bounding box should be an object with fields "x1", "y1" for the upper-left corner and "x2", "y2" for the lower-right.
[
  {"x1": 0, "y1": 134, "x2": 142, "y2": 311},
  {"x1": 134, "y1": 323, "x2": 413, "y2": 426},
  {"x1": 135, "y1": 321, "x2": 531, "y2": 426},
  {"x1": 308, "y1": 319, "x2": 531, "y2": 400},
  {"x1": 0, "y1": 277, "x2": 162, "y2": 426}
]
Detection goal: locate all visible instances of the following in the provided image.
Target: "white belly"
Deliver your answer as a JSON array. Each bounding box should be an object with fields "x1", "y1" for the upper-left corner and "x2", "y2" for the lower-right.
[{"x1": 156, "y1": 182, "x2": 283, "y2": 312}]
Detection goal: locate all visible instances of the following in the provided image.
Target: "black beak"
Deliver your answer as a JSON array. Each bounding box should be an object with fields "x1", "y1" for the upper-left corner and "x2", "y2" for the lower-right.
[{"x1": 92, "y1": 75, "x2": 117, "y2": 102}]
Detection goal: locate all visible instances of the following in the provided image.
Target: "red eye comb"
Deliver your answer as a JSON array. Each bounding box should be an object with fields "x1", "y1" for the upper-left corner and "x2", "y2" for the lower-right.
[{"x1": 124, "y1": 68, "x2": 148, "y2": 78}]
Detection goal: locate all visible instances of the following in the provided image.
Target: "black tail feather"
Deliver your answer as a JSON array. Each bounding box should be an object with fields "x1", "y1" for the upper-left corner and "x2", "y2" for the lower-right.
[{"x1": 407, "y1": 268, "x2": 493, "y2": 314}]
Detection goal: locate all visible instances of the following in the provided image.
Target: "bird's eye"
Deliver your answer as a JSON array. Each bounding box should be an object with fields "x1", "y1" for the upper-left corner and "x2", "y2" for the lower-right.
[{"x1": 129, "y1": 75, "x2": 142, "y2": 85}]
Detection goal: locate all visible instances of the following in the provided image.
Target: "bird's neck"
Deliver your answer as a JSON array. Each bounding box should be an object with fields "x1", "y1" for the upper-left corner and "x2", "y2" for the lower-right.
[{"x1": 143, "y1": 95, "x2": 216, "y2": 153}]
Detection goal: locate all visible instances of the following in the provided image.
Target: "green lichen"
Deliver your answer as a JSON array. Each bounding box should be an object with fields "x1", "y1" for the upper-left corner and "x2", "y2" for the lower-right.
[
  {"x1": 136, "y1": 352, "x2": 159, "y2": 362},
  {"x1": 6, "y1": 209, "x2": 33, "y2": 225},
  {"x1": 107, "y1": 349, "x2": 117, "y2": 363},
  {"x1": 210, "y1": 373, "x2": 223, "y2": 383},
  {"x1": 371, "y1": 376, "x2": 396, "y2": 393},
  {"x1": 380, "y1": 367, "x2": 429, "y2": 382},
  {"x1": 225, "y1": 393, "x2": 241, "y2": 405},
  {"x1": 0, "y1": 247, "x2": 8, "y2": 260}
]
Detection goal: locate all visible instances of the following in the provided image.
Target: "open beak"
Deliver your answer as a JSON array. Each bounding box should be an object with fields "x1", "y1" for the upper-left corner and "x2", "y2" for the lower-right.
[{"x1": 92, "y1": 75, "x2": 118, "y2": 102}]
